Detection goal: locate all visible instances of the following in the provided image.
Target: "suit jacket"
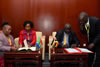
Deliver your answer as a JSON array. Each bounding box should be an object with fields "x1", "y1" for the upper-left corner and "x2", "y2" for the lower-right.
[
  {"x1": 0, "y1": 32, "x2": 15, "y2": 56},
  {"x1": 0, "y1": 32, "x2": 15, "y2": 57},
  {"x1": 55, "y1": 29, "x2": 80, "y2": 48},
  {"x1": 80, "y1": 17, "x2": 100, "y2": 45}
]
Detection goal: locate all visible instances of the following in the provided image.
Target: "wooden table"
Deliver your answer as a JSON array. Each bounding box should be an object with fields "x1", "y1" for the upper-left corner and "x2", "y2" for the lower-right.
[
  {"x1": 50, "y1": 48, "x2": 88, "y2": 67},
  {"x1": 4, "y1": 50, "x2": 42, "y2": 67}
]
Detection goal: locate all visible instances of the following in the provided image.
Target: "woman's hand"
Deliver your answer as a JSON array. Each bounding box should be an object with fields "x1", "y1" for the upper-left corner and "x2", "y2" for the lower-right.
[{"x1": 28, "y1": 45, "x2": 31, "y2": 47}]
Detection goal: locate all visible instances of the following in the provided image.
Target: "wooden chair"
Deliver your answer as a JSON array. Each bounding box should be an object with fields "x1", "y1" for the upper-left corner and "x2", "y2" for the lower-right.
[{"x1": 49, "y1": 32, "x2": 56, "y2": 60}]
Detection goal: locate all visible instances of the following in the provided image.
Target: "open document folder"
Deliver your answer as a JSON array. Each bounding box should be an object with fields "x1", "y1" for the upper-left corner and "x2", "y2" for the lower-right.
[
  {"x1": 18, "y1": 39, "x2": 36, "y2": 51},
  {"x1": 75, "y1": 48, "x2": 93, "y2": 53},
  {"x1": 64, "y1": 48, "x2": 93, "y2": 54},
  {"x1": 64, "y1": 48, "x2": 81, "y2": 54}
]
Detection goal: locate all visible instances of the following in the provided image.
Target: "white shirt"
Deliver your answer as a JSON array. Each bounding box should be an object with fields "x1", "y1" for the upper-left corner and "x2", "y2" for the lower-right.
[
  {"x1": 85, "y1": 18, "x2": 90, "y2": 40},
  {"x1": 85, "y1": 18, "x2": 89, "y2": 27}
]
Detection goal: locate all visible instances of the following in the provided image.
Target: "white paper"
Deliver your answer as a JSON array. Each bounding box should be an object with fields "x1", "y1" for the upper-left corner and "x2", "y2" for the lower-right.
[
  {"x1": 18, "y1": 47, "x2": 28, "y2": 51},
  {"x1": 18, "y1": 47, "x2": 36, "y2": 51},
  {"x1": 24, "y1": 39, "x2": 28, "y2": 49},
  {"x1": 65, "y1": 48, "x2": 80, "y2": 53},
  {"x1": 29, "y1": 47, "x2": 36, "y2": 51},
  {"x1": 18, "y1": 39, "x2": 36, "y2": 51},
  {"x1": 77, "y1": 48, "x2": 92, "y2": 53}
]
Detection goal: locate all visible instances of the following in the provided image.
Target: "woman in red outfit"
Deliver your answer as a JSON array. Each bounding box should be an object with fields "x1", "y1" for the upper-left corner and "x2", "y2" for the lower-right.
[{"x1": 19, "y1": 21, "x2": 36, "y2": 47}]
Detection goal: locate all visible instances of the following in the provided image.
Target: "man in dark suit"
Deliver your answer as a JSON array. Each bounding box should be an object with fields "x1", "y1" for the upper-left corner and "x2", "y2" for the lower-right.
[
  {"x1": 55, "y1": 24, "x2": 80, "y2": 48},
  {"x1": 53, "y1": 24, "x2": 79, "y2": 67},
  {"x1": 79, "y1": 12, "x2": 100, "y2": 67}
]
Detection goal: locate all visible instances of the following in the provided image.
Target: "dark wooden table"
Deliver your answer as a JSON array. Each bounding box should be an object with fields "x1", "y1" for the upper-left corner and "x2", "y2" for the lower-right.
[
  {"x1": 50, "y1": 48, "x2": 88, "y2": 67},
  {"x1": 4, "y1": 50, "x2": 42, "y2": 67}
]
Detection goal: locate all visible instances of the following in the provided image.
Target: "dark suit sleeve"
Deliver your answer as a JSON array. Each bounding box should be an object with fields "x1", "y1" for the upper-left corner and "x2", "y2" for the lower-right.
[
  {"x1": 55, "y1": 31, "x2": 60, "y2": 42},
  {"x1": 55, "y1": 31, "x2": 63, "y2": 48},
  {"x1": 72, "y1": 32, "x2": 80, "y2": 46},
  {"x1": 93, "y1": 19, "x2": 100, "y2": 45}
]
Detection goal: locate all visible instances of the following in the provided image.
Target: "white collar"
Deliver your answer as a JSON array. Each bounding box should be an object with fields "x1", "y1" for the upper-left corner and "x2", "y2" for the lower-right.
[{"x1": 86, "y1": 18, "x2": 89, "y2": 25}]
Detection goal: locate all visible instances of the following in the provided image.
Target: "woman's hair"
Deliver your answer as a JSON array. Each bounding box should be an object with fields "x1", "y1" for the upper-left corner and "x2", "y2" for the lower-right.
[{"x1": 23, "y1": 21, "x2": 34, "y2": 28}]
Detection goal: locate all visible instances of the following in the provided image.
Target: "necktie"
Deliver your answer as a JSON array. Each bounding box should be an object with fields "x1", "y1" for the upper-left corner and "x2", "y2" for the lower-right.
[
  {"x1": 63, "y1": 33, "x2": 67, "y2": 46},
  {"x1": 85, "y1": 24, "x2": 90, "y2": 41},
  {"x1": 85, "y1": 24, "x2": 90, "y2": 33},
  {"x1": 7, "y1": 37, "x2": 12, "y2": 46}
]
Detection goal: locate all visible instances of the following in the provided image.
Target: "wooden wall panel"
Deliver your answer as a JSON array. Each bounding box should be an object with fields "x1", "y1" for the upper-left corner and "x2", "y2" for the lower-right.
[
  {"x1": 0, "y1": 1, "x2": 2, "y2": 28},
  {"x1": 0, "y1": 0, "x2": 100, "y2": 52}
]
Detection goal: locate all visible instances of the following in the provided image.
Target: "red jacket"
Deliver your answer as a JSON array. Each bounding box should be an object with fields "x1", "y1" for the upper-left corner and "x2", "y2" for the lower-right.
[{"x1": 19, "y1": 30, "x2": 36, "y2": 47}]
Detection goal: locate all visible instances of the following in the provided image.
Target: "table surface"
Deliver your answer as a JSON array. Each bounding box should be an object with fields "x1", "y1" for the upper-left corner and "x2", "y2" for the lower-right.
[
  {"x1": 4, "y1": 48, "x2": 42, "y2": 54},
  {"x1": 50, "y1": 48, "x2": 88, "y2": 67},
  {"x1": 4, "y1": 51, "x2": 40, "y2": 54},
  {"x1": 4, "y1": 50, "x2": 42, "y2": 59},
  {"x1": 51, "y1": 48, "x2": 88, "y2": 55},
  {"x1": 4, "y1": 50, "x2": 42, "y2": 67}
]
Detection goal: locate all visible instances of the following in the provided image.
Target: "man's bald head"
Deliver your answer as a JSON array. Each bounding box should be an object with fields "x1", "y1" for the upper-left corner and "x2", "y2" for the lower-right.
[
  {"x1": 64, "y1": 24, "x2": 71, "y2": 34},
  {"x1": 65, "y1": 24, "x2": 71, "y2": 28},
  {"x1": 79, "y1": 12, "x2": 88, "y2": 19},
  {"x1": 79, "y1": 12, "x2": 88, "y2": 24}
]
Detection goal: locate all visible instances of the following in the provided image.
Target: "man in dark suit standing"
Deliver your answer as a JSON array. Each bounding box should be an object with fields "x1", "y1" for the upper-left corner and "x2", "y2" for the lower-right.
[
  {"x1": 55, "y1": 24, "x2": 80, "y2": 48},
  {"x1": 79, "y1": 12, "x2": 100, "y2": 67}
]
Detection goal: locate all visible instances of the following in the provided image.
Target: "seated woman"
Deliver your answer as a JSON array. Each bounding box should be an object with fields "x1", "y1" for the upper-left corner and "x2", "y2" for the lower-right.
[
  {"x1": 19, "y1": 21, "x2": 36, "y2": 47},
  {"x1": 0, "y1": 22, "x2": 18, "y2": 67},
  {"x1": 0, "y1": 22, "x2": 18, "y2": 52}
]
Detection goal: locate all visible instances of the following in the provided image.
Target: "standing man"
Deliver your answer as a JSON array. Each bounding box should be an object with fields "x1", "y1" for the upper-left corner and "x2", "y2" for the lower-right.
[{"x1": 79, "y1": 12, "x2": 100, "y2": 67}]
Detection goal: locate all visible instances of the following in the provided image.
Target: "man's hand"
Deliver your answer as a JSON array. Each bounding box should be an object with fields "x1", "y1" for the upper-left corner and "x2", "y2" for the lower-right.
[
  {"x1": 88, "y1": 43, "x2": 94, "y2": 49},
  {"x1": 62, "y1": 44, "x2": 68, "y2": 48},
  {"x1": 71, "y1": 44, "x2": 77, "y2": 48}
]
